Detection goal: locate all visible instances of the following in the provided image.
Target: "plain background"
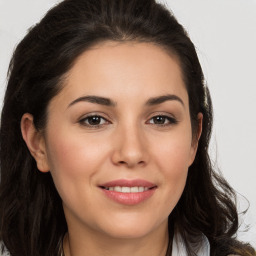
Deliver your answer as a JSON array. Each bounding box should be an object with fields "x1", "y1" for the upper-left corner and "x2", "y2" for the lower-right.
[{"x1": 0, "y1": 0, "x2": 255, "y2": 248}]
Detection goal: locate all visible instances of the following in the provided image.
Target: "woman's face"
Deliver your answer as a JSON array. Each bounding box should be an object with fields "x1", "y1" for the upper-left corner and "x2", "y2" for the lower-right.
[{"x1": 36, "y1": 42, "x2": 200, "y2": 240}]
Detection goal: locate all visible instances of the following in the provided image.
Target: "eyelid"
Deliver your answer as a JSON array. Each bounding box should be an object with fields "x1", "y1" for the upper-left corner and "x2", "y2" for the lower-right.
[
  {"x1": 78, "y1": 111, "x2": 111, "y2": 121},
  {"x1": 146, "y1": 111, "x2": 177, "y2": 120},
  {"x1": 146, "y1": 112, "x2": 179, "y2": 126},
  {"x1": 78, "y1": 112, "x2": 112, "y2": 128},
  {"x1": 77, "y1": 111, "x2": 178, "y2": 129}
]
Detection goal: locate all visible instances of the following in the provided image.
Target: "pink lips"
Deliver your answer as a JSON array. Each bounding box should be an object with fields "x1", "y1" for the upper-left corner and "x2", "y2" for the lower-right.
[{"x1": 99, "y1": 179, "x2": 157, "y2": 205}]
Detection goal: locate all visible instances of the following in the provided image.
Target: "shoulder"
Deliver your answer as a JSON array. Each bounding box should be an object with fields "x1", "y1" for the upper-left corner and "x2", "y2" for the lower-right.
[
  {"x1": 0, "y1": 242, "x2": 10, "y2": 256},
  {"x1": 0, "y1": 250, "x2": 10, "y2": 256},
  {"x1": 0, "y1": 252, "x2": 10, "y2": 256},
  {"x1": 172, "y1": 232, "x2": 210, "y2": 256}
]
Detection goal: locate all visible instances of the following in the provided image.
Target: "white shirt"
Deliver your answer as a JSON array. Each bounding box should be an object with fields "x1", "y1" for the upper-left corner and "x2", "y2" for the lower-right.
[
  {"x1": 1, "y1": 234, "x2": 210, "y2": 256},
  {"x1": 172, "y1": 232, "x2": 210, "y2": 256}
]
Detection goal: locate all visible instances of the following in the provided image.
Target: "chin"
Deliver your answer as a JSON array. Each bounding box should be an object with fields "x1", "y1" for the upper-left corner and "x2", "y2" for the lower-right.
[
  {"x1": 98, "y1": 214, "x2": 168, "y2": 240},
  {"x1": 103, "y1": 226, "x2": 155, "y2": 240}
]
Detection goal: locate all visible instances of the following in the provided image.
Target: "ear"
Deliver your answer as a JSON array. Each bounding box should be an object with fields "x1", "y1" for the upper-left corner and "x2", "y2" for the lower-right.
[
  {"x1": 20, "y1": 113, "x2": 50, "y2": 173},
  {"x1": 189, "y1": 113, "x2": 203, "y2": 166}
]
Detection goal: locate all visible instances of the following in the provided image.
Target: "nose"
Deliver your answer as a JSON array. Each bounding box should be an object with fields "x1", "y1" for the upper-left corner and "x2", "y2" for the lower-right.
[{"x1": 111, "y1": 124, "x2": 149, "y2": 168}]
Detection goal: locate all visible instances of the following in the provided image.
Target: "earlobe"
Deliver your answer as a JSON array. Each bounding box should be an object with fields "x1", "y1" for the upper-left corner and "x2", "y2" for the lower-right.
[
  {"x1": 20, "y1": 113, "x2": 50, "y2": 173},
  {"x1": 189, "y1": 113, "x2": 203, "y2": 166}
]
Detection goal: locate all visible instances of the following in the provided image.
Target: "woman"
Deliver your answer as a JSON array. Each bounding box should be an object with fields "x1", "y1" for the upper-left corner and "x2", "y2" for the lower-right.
[{"x1": 0, "y1": 0, "x2": 255, "y2": 255}]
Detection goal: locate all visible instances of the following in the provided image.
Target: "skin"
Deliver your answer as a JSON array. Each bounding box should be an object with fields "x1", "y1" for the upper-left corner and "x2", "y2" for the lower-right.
[{"x1": 21, "y1": 41, "x2": 202, "y2": 256}]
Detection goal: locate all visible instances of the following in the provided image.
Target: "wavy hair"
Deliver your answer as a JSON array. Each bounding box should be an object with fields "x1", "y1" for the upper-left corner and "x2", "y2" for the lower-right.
[{"x1": 0, "y1": 0, "x2": 255, "y2": 255}]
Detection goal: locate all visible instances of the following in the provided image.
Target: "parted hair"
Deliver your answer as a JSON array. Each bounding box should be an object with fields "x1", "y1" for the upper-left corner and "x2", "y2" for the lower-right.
[{"x1": 0, "y1": 0, "x2": 255, "y2": 255}]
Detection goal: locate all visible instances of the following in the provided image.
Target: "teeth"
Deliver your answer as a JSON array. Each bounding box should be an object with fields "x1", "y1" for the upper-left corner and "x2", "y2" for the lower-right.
[
  {"x1": 130, "y1": 187, "x2": 138, "y2": 193},
  {"x1": 114, "y1": 186, "x2": 122, "y2": 192},
  {"x1": 121, "y1": 187, "x2": 131, "y2": 193},
  {"x1": 105, "y1": 186, "x2": 150, "y2": 193},
  {"x1": 139, "y1": 186, "x2": 144, "y2": 192}
]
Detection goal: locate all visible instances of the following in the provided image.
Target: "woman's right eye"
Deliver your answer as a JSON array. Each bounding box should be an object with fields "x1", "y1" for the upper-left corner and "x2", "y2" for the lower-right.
[{"x1": 79, "y1": 115, "x2": 109, "y2": 128}]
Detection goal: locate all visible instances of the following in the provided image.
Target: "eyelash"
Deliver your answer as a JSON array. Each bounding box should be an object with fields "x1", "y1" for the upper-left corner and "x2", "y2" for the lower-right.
[
  {"x1": 146, "y1": 115, "x2": 178, "y2": 126},
  {"x1": 79, "y1": 115, "x2": 109, "y2": 128},
  {"x1": 79, "y1": 114, "x2": 178, "y2": 128}
]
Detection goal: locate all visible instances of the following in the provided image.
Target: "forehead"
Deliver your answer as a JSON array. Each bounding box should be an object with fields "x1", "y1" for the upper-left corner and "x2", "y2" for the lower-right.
[{"x1": 52, "y1": 41, "x2": 188, "y2": 108}]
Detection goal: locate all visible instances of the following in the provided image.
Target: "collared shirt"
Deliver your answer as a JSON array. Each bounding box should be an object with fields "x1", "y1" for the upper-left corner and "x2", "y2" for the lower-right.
[
  {"x1": 172, "y1": 232, "x2": 210, "y2": 256},
  {"x1": 1, "y1": 234, "x2": 210, "y2": 256}
]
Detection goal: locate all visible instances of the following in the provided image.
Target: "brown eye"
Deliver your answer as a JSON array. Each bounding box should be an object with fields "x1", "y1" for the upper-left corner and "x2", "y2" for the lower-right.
[
  {"x1": 79, "y1": 115, "x2": 108, "y2": 127},
  {"x1": 152, "y1": 116, "x2": 166, "y2": 124},
  {"x1": 148, "y1": 115, "x2": 178, "y2": 126},
  {"x1": 87, "y1": 116, "x2": 102, "y2": 125}
]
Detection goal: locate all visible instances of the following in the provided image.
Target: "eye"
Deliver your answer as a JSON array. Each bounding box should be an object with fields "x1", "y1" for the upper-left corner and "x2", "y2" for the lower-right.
[
  {"x1": 79, "y1": 115, "x2": 109, "y2": 127},
  {"x1": 147, "y1": 115, "x2": 178, "y2": 126}
]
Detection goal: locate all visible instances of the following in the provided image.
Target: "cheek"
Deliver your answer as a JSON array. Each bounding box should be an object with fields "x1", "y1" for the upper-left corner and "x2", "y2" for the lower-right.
[
  {"x1": 150, "y1": 130, "x2": 192, "y2": 202},
  {"x1": 161, "y1": 144, "x2": 189, "y2": 192},
  {"x1": 45, "y1": 129, "x2": 109, "y2": 199},
  {"x1": 46, "y1": 129, "x2": 104, "y2": 171},
  {"x1": 152, "y1": 127, "x2": 193, "y2": 172}
]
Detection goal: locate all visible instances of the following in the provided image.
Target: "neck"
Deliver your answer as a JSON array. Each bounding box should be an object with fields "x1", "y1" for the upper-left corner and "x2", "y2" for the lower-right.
[{"x1": 63, "y1": 221, "x2": 171, "y2": 256}]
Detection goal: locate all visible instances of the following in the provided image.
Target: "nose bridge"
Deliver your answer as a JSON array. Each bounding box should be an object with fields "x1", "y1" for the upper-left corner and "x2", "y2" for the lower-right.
[
  {"x1": 123, "y1": 121, "x2": 144, "y2": 151},
  {"x1": 112, "y1": 117, "x2": 148, "y2": 167}
]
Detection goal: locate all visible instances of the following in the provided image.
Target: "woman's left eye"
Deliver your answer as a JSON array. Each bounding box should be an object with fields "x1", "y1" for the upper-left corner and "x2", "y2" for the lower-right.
[
  {"x1": 147, "y1": 115, "x2": 177, "y2": 126},
  {"x1": 79, "y1": 115, "x2": 109, "y2": 127}
]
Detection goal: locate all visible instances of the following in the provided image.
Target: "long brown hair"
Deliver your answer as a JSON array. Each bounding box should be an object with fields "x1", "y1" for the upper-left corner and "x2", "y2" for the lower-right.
[{"x1": 0, "y1": 0, "x2": 255, "y2": 255}]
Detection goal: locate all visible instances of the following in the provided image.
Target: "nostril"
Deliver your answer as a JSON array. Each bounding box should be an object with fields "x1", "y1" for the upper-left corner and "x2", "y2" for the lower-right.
[{"x1": 118, "y1": 160, "x2": 145, "y2": 166}]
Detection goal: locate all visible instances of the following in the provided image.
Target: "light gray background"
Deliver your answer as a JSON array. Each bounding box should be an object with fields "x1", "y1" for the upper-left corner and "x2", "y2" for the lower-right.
[{"x1": 0, "y1": 0, "x2": 255, "y2": 248}]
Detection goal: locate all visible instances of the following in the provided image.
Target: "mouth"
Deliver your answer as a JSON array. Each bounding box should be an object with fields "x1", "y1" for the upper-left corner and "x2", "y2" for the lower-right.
[
  {"x1": 99, "y1": 179, "x2": 157, "y2": 192},
  {"x1": 98, "y1": 179, "x2": 157, "y2": 205},
  {"x1": 100, "y1": 186, "x2": 155, "y2": 193}
]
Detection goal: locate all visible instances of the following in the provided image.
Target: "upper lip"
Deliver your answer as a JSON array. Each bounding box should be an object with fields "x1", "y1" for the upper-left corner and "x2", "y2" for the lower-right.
[{"x1": 99, "y1": 179, "x2": 157, "y2": 188}]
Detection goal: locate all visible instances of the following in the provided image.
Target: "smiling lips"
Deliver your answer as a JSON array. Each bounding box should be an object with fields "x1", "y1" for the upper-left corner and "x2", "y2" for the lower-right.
[{"x1": 99, "y1": 179, "x2": 157, "y2": 205}]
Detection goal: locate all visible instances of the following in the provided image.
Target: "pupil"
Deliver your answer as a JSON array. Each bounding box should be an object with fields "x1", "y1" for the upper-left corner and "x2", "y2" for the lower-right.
[
  {"x1": 154, "y1": 116, "x2": 165, "y2": 124},
  {"x1": 88, "y1": 116, "x2": 101, "y2": 125}
]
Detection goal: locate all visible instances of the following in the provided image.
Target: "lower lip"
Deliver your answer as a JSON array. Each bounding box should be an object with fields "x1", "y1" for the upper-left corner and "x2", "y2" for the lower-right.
[{"x1": 101, "y1": 188, "x2": 156, "y2": 205}]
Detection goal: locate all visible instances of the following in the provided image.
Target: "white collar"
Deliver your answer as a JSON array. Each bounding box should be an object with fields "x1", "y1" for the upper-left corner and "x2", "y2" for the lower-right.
[
  {"x1": 1, "y1": 233, "x2": 210, "y2": 256},
  {"x1": 172, "y1": 232, "x2": 210, "y2": 256}
]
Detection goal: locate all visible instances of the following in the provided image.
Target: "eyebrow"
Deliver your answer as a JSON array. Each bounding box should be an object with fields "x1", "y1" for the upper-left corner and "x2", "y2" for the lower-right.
[
  {"x1": 145, "y1": 94, "x2": 184, "y2": 107},
  {"x1": 68, "y1": 95, "x2": 116, "y2": 108},
  {"x1": 68, "y1": 94, "x2": 184, "y2": 108}
]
